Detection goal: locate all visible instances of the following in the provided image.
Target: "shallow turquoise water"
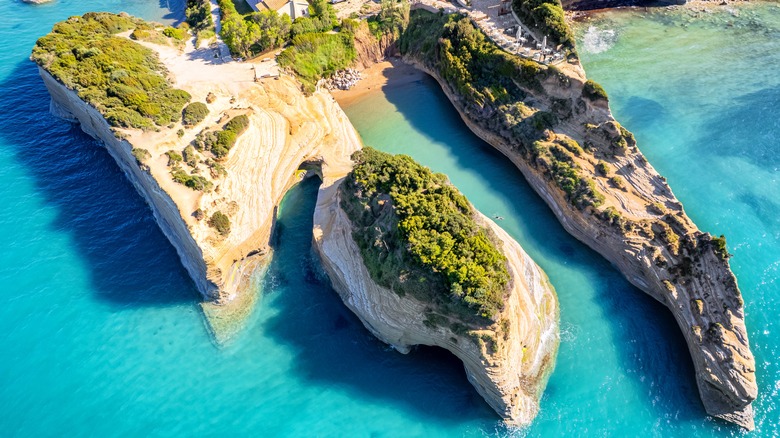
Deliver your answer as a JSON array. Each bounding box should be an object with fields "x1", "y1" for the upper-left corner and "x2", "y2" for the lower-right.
[
  {"x1": 344, "y1": 4, "x2": 779, "y2": 435},
  {"x1": 0, "y1": 0, "x2": 777, "y2": 436}
]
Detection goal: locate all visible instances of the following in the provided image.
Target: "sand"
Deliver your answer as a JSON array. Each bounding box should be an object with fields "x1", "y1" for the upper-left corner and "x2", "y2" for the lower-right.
[{"x1": 332, "y1": 59, "x2": 427, "y2": 108}]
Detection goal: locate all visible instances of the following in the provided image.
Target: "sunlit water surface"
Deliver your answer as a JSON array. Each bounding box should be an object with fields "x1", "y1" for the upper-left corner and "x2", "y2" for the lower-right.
[{"x1": 0, "y1": 0, "x2": 777, "y2": 436}]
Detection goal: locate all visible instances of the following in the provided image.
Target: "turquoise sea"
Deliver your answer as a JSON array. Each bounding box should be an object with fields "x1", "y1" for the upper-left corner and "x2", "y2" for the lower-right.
[{"x1": 0, "y1": 0, "x2": 777, "y2": 436}]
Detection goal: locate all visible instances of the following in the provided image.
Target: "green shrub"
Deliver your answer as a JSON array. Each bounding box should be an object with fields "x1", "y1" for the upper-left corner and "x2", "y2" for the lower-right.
[
  {"x1": 341, "y1": 147, "x2": 510, "y2": 321},
  {"x1": 601, "y1": 206, "x2": 623, "y2": 228},
  {"x1": 582, "y1": 80, "x2": 608, "y2": 101},
  {"x1": 712, "y1": 235, "x2": 729, "y2": 259},
  {"x1": 186, "y1": 0, "x2": 214, "y2": 32},
  {"x1": 511, "y1": 0, "x2": 574, "y2": 50},
  {"x1": 162, "y1": 26, "x2": 188, "y2": 41},
  {"x1": 166, "y1": 150, "x2": 183, "y2": 166},
  {"x1": 532, "y1": 141, "x2": 603, "y2": 209},
  {"x1": 400, "y1": 13, "x2": 545, "y2": 107},
  {"x1": 218, "y1": 0, "x2": 291, "y2": 58},
  {"x1": 32, "y1": 13, "x2": 191, "y2": 130},
  {"x1": 610, "y1": 175, "x2": 625, "y2": 190},
  {"x1": 183, "y1": 145, "x2": 198, "y2": 167},
  {"x1": 182, "y1": 102, "x2": 209, "y2": 126},
  {"x1": 131, "y1": 148, "x2": 151, "y2": 164},
  {"x1": 192, "y1": 114, "x2": 250, "y2": 159},
  {"x1": 171, "y1": 168, "x2": 213, "y2": 191},
  {"x1": 556, "y1": 137, "x2": 583, "y2": 156},
  {"x1": 209, "y1": 211, "x2": 231, "y2": 235},
  {"x1": 596, "y1": 161, "x2": 609, "y2": 175},
  {"x1": 277, "y1": 31, "x2": 357, "y2": 93}
]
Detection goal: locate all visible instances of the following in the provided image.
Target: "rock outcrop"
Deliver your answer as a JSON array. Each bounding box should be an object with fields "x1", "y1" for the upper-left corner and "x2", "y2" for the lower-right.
[
  {"x1": 37, "y1": 32, "x2": 361, "y2": 339},
  {"x1": 402, "y1": 53, "x2": 756, "y2": 428},
  {"x1": 312, "y1": 177, "x2": 559, "y2": 426}
]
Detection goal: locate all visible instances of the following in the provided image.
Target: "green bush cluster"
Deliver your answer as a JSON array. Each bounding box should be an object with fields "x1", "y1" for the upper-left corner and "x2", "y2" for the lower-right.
[
  {"x1": 166, "y1": 150, "x2": 183, "y2": 165},
  {"x1": 342, "y1": 147, "x2": 510, "y2": 321},
  {"x1": 511, "y1": 0, "x2": 574, "y2": 50},
  {"x1": 32, "y1": 13, "x2": 191, "y2": 130},
  {"x1": 209, "y1": 211, "x2": 231, "y2": 235},
  {"x1": 400, "y1": 13, "x2": 544, "y2": 107},
  {"x1": 186, "y1": 0, "x2": 214, "y2": 32},
  {"x1": 534, "y1": 142, "x2": 604, "y2": 209},
  {"x1": 218, "y1": 0, "x2": 292, "y2": 58},
  {"x1": 366, "y1": 0, "x2": 410, "y2": 39},
  {"x1": 171, "y1": 168, "x2": 213, "y2": 191},
  {"x1": 277, "y1": 31, "x2": 357, "y2": 93},
  {"x1": 162, "y1": 26, "x2": 188, "y2": 41},
  {"x1": 182, "y1": 102, "x2": 209, "y2": 126},
  {"x1": 609, "y1": 175, "x2": 625, "y2": 190},
  {"x1": 193, "y1": 114, "x2": 250, "y2": 158},
  {"x1": 131, "y1": 148, "x2": 151, "y2": 164},
  {"x1": 556, "y1": 137, "x2": 583, "y2": 156},
  {"x1": 582, "y1": 79, "x2": 608, "y2": 101},
  {"x1": 712, "y1": 235, "x2": 729, "y2": 259}
]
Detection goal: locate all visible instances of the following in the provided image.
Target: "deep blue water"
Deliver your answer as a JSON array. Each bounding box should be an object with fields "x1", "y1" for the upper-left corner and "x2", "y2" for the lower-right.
[{"x1": 0, "y1": 0, "x2": 777, "y2": 436}]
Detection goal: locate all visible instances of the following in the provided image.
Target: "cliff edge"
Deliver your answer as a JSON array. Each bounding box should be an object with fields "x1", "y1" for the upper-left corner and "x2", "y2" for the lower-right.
[
  {"x1": 312, "y1": 150, "x2": 559, "y2": 426},
  {"x1": 34, "y1": 14, "x2": 361, "y2": 340},
  {"x1": 398, "y1": 11, "x2": 756, "y2": 429}
]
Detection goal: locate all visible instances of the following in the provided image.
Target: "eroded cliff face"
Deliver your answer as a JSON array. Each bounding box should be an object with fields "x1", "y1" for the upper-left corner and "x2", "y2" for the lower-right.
[
  {"x1": 312, "y1": 178, "x2": 559, "y2": 426},
  {"x1": 402, "y1": 49, "x2": 757, "y2": 428},
  {"x1": 38, "y1": 36, "x2": 361, "y2": 340}
]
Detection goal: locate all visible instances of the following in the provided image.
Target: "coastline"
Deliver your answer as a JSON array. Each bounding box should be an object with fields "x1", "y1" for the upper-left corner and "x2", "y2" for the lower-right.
[
  {"x1": 332, "y1": 59, "x2": 426, "y2": 108},
  {"x1": 568, "y1": 0, "x2": 774, "y2": 20}
]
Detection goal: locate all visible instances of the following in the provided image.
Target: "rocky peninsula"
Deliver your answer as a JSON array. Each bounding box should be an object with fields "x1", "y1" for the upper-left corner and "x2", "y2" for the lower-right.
[
  {"x1": 33, "y1": 13, "x2": 361, "y2": 340},
  {"x1": 390, "y1": 8, "x2": 756, "y2": 429},
  {"x1": 33, "y1": 11, "x2": 560, "y2": 425},
  {"x1": 32, "y1": 0, "x2": 758, "y2": 429}
]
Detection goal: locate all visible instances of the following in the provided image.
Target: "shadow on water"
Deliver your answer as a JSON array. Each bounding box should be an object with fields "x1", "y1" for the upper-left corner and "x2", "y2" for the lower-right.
[
  {"x1": 697, "y1": 85, "x2": 780, "y2": 232},
  {"x1": 261, "y1": 176, "x2": 498, "y2": 426},
  {"x1": 375, "y1": 68, "x2": 707, "y2": 425},
  {"x1": 0, "y1": 61, "x2": 194, "y2": 306},
  {"x1": 157, "y1": 0, "x2": 186, "y2": 25},
  {"x1": 614, "y1": 95, "x2": 668, "y2": 131}
]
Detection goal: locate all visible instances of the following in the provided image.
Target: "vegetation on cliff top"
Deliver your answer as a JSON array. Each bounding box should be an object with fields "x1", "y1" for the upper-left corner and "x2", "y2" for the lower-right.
[
  {"x1": 182, "y1": 102, "x2": 210, "y2": 126},
  {"x1": 218, "y1": 0, "x2": 292, "y2": 58},
  {"x1": 277, "y1": 30, "x2": 357, "y2": 93},
  {"x1": 511, "y1": 0, "x2": 574, "y2": 51},
  {"x1": 582, "y1": 79, "x2": 608, "y2": 101},
  {"x1": 32, "y1": 13, "x2": 191, "y2": 130},
  {"x1": 193, "y1": 114, "x2": 250, "y2": 159},
  {"x1": 276, "y1": 3, "x2": 355, "y2": 93},
  {"x1": 209, "y1": 211, "x2": 231, "y2": 236},
  {"x1": 400, "y1": 12, "x2": 544, "y2": 107},
  {"x1": 400, "y1": 11, "x2": 604, "y2": 210},
  {"x1": 341, "y1": 148, "x2": 510, "y2": 321}
]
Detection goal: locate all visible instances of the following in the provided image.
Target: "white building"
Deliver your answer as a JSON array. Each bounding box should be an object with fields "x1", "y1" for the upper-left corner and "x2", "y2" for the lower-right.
[{"x1": 246, "y1": 0, "x2": 309, "y2": 19}]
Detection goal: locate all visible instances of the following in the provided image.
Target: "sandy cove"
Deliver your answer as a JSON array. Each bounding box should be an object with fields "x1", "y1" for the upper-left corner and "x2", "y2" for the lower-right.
[{"x1": 331, "y1": 59, "x2": 426, "y2": 108}]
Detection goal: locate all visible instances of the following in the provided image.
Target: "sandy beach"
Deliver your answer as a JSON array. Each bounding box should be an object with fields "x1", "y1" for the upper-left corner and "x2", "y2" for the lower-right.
[{"x1": 332, "y1": 59, "x2": 427, "y2": 108}]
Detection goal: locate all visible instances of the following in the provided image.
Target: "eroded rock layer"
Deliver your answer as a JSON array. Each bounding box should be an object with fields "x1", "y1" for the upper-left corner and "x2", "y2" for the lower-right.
[
  {"x1": 37, "y1": 30, "x2": 361, "y2": 338},
  {"x1": 313, "y1": 178, "x2": 559, "y2": 426},
  {"x1": 396, "y1": 10, "x2": 756, "y2": 428}
]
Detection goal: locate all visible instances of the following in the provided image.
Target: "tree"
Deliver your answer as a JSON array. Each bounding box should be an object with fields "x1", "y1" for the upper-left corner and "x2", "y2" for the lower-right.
[{"x1": 250, "y1": 10, "x2": 292, "y2": 51}]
